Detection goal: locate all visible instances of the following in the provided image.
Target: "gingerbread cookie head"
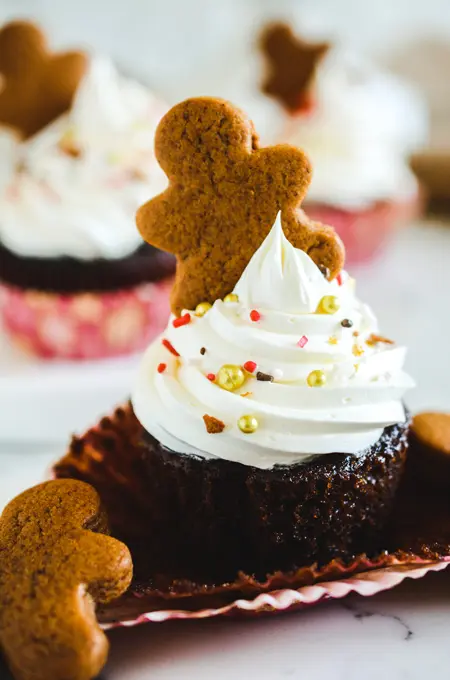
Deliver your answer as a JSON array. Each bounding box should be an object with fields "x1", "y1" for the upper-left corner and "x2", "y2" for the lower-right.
[
  {"x1": 137, "y1": 96, "x2": 345, "y2": 315},
  {"x1": 260, "y1": 22, "x2": 329, "y2": 113},
  {"x1": 0, "y1": 20, "x2": 87, "y2": 138},
  {"x1": 0, "y1": 479, "x2": 132, "y2": 680}
]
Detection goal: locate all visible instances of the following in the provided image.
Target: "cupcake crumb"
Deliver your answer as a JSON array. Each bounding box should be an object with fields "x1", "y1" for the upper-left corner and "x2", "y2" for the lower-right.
[{"x1": 203, "y1": 414, "x2": 225, "y2": 434}]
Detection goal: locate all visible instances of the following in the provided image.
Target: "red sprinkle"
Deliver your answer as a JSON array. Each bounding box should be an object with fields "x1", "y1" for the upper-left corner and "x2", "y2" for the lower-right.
[
  {"x1": 336, "y1": 273, "x2": 343, "y2": 286},
  {"x1": 172, "y1": 312, "x2": 191, "y2": 328},
  {"x1": 157, "y1": 363, "x2": 167, "y2": 374},
  {"x1": 297, "y1": 335, "x2": 309, "y2": 348},
  {"x1": 243, "y1": 361, "x2": 257, "y2": 373},
  {"x1": 207, "y1": 373, "x2": 216, "y2": 382},
  {"x1": 162, "y1": 338, "x2": 180, "y2": 357},
  {"x1": 250, "y1": 309, "x2": 261, "y2": 322}
]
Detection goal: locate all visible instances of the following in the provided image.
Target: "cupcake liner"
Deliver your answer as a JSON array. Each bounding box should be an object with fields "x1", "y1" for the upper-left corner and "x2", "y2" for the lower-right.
[
  {"x1": 97, "y1": 559, "x2": 449, "y2": 628},
  {"x1": 54, "y1": 404, "x2": 450, "y2": 626},
  {"x1": 305, "y1": 193, "x2": 422, "y2": 265},
  {"x1": 0, "y1": 280, "x2": 172, "y2": 360}
]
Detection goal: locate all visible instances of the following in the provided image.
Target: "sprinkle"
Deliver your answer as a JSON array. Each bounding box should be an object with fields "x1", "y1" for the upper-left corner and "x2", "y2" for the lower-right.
[
  {"x1": 317, "y1": 295, "x2": 340, "y2": 315},
  {"x1": 354, "y1": 364, "x2": 360, "y2": 373},
  {"x1": 318, "y1": 264, "x2": 330, "y2": 279},
  {"x1": 352, "y1": 345, "x2": 365, "y2": 357},
  {"x1": 203, "y1": 414, "x2": 225, "y2": 434},
  {"x1": 353, "y1": 331, "x2": 360, "y2": 337},
  {"x1": 238, "y1": 415, "x2": 259, "y2": 433},
  {"x1": 162, "y1": 338, "x2": 179, "y2": 356},
  {"x1": 157, "y1": 363, "x2": 167, "y2": 374},
  {"x1": 250, "y1": 309, "x2": 261, "y2": 322},
  {"x1": 243, "y1": 360, "x2": 257, "y2": 373},
  {"x1": 207, "y1": 373, "x2": 216, "y2": 382},
  {"x1": 241, "y1": 391, "x2": 253, "y2": 398},
  {"x1": 172, "y1": 312, "x2": 191, "y2": 328},
  {"x1": 307, "y1": 370, "x2": 327, "y2": 387},
  {"x1": 297, "y1": 335, "x2": 309, "y2": 348},
  {"x1": 224, "y1": 293, "x2": 239, "y2": 303},
  {"x1": 341, "y1": 319, "x2": 354, "y2": 328},
  {"x1": 256, "y1": 371, "x2": 274, "y2": 382},
  {"x1": 336, "y1": 273, "x2": 343, "y2": 286},
  {"x1": 328, "y1": 335, "x2": 338, "y2": 345},
  {"x1": 200, "y1": 347, "x2": 207, "y2": 355},
  {"x1": 195, "y1": 302, "x2": 212, "y2": 317},
  {"x1": 366, "y1": 333, "x2": 395, "y2": 347}
]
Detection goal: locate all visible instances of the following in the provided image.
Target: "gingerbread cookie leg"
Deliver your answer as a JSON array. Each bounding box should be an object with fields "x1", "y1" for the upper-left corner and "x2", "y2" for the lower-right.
[{"x1": 0, "y1": 479, "x2": 132, "y2": 680}]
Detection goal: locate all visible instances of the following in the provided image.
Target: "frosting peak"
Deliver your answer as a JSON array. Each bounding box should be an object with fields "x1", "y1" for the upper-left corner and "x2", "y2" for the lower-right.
[
  {"x1": 132, "y1": 216, "x2": 413, "y2": 469},
  {"x1": 234, "y1": 213, "x2": 330, "y2": 314}
]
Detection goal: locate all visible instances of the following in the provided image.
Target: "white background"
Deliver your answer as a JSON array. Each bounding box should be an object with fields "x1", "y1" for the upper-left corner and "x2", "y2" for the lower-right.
[{"x1": 1, "y1": 0, "x2": 449, "y2": 145}]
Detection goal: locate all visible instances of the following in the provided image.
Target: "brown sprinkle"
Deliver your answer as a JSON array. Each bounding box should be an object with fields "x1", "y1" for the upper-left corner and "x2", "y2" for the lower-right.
[
  {"x1": 341, "y1": 319, "x2": 353, "y2": 328},
  {"x1": 318, "y1": 264, "x2": 330, "y2": 279},
  {"x1": 200, "y1": 347, "x2": 207, "y2": 355},
  {"x1": 256, "y1": 371, "x2": 274, "y2": 382},
  {"x1": 203, "y1": 414, "x2": 225, "y2": 434}
]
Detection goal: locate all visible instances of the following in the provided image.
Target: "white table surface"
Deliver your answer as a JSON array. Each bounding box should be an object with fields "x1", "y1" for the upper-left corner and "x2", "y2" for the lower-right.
[{"x1": 1, "y1": 219, "x2": 450, "y2": 679}]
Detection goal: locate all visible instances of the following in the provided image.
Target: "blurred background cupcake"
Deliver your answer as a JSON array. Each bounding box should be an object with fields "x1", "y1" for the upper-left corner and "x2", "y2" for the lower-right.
[
  {"x1": 259, "y1": 22, "x2": 428, "y2": 265},
  {"x1": 0, "y1": 21, "x2": 174, "y2": 360}
]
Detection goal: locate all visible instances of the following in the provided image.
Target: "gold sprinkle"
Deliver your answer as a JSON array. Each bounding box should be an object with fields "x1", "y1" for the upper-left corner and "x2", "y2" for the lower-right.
[
  {"x1": 328, "y1": 335, "x2": 338, "y2": 345},
  {"x1": 195, "y1": 302, "x2": 212, "y2": 317},
  {"x1": 307, "y1": 370, "x2": 327, "y2": 387},
  {"x1": 241, "y1": 391, "x2": 253, "y2": 398},
  {"x1": 216, "y1": 364, "x2": 246, "y2": 392},
  {"x1": 354, "y1": 363, "x2": 360, "y2": 373},
  {"x1": 316, "y1": 295, "x2": 340, "y2": 315},
  {"x1": 353, "y1": 331, "x2": 360, "y2": 337},
  {"x1": 352, "y1": 345, "x2": 365, "y2": 357},
  {"x1": 238, "y1": 415, "x2": 259, "y2": 433},
  {"x1": 223, "y1": 293, "x2": 239, "y2": 303}
]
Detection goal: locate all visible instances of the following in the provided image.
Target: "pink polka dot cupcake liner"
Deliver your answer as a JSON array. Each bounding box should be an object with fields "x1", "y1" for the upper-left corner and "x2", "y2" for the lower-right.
[
  {"x1": 0, "y1": 279, "x2": 172, "y2": 360},
  {"x1": 305, "y1": 193, "x2": 422, "y2": 265}
]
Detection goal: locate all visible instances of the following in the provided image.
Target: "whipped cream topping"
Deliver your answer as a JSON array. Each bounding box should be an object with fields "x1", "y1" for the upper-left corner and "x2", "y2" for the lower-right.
[
  {"x1": 0, "y1": 57, "x2": 167, "y2": 260},
  {"x1": 282, "y1": 49, "x2": 428, "y2": 209},
  {"x1": 132, "y1": 214, "x2": 413, "y2": 469}
]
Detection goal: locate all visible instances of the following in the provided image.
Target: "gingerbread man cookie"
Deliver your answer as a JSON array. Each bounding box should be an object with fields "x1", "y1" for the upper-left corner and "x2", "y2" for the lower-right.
[
  {"x1": 137, "y1": 97, "x2": 345, "y2": 315},
  {"x1": 0, "y1": 479, "x2": 132, "y2": 680},
  {"x1": 260, "y1": 23, "x2": 329, "y2": 113},
  {"x1": 0, "y1": 20, "x2": 87, "y2": 139}
]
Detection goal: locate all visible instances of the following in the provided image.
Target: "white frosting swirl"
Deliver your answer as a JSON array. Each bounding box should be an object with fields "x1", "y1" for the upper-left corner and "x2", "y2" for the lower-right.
[
  {"x1": 0, "y1": 57, "x2": 168, "y2": 260},
  {"x1": 283, "y1": 50, "x2": 428, "y2": 209},
  {"x1": 132, "y1": 214, "x2": 413, "y2": 469}
]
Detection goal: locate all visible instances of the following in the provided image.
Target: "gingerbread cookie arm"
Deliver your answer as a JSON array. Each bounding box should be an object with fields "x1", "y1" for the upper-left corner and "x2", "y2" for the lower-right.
[
  {"x1": 0, "y1": 480, "x2": 132, "y2": 680},
  {"x1": 283, "y1": 208, "x2": 345, "y2": 279},
  {"x1": 136, "y1": 191, "x2": 188, "y2": 256}
]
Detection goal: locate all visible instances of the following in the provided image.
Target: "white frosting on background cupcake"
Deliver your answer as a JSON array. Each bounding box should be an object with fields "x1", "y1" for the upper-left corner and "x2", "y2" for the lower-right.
[
  {"x1": 132, "y1": 214, "x2": 414, "y2": 469},
  {"x1": 282, "y1": 49, "x2": 428, "y2": 209},
  {"x1": 0, "y1": 57, "x2": 168, "y2": 260}
]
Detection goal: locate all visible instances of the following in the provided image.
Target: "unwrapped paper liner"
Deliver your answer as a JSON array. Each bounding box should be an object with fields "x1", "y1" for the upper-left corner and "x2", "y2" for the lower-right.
[{"x1": 53, "y1": 404, "x2": 450, "y2": 627}]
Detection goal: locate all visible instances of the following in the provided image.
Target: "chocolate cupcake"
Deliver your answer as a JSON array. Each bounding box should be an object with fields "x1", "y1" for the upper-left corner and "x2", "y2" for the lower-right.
[
  {"x1": 0, "y1": 22, "x2": 174, "y2": 359},
  {"x1": 131, "y1": 214, "x2": 413, "y2": 577},
  {"x1": 121, "y1": 96, "x2": 415, "y2": 579}
]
